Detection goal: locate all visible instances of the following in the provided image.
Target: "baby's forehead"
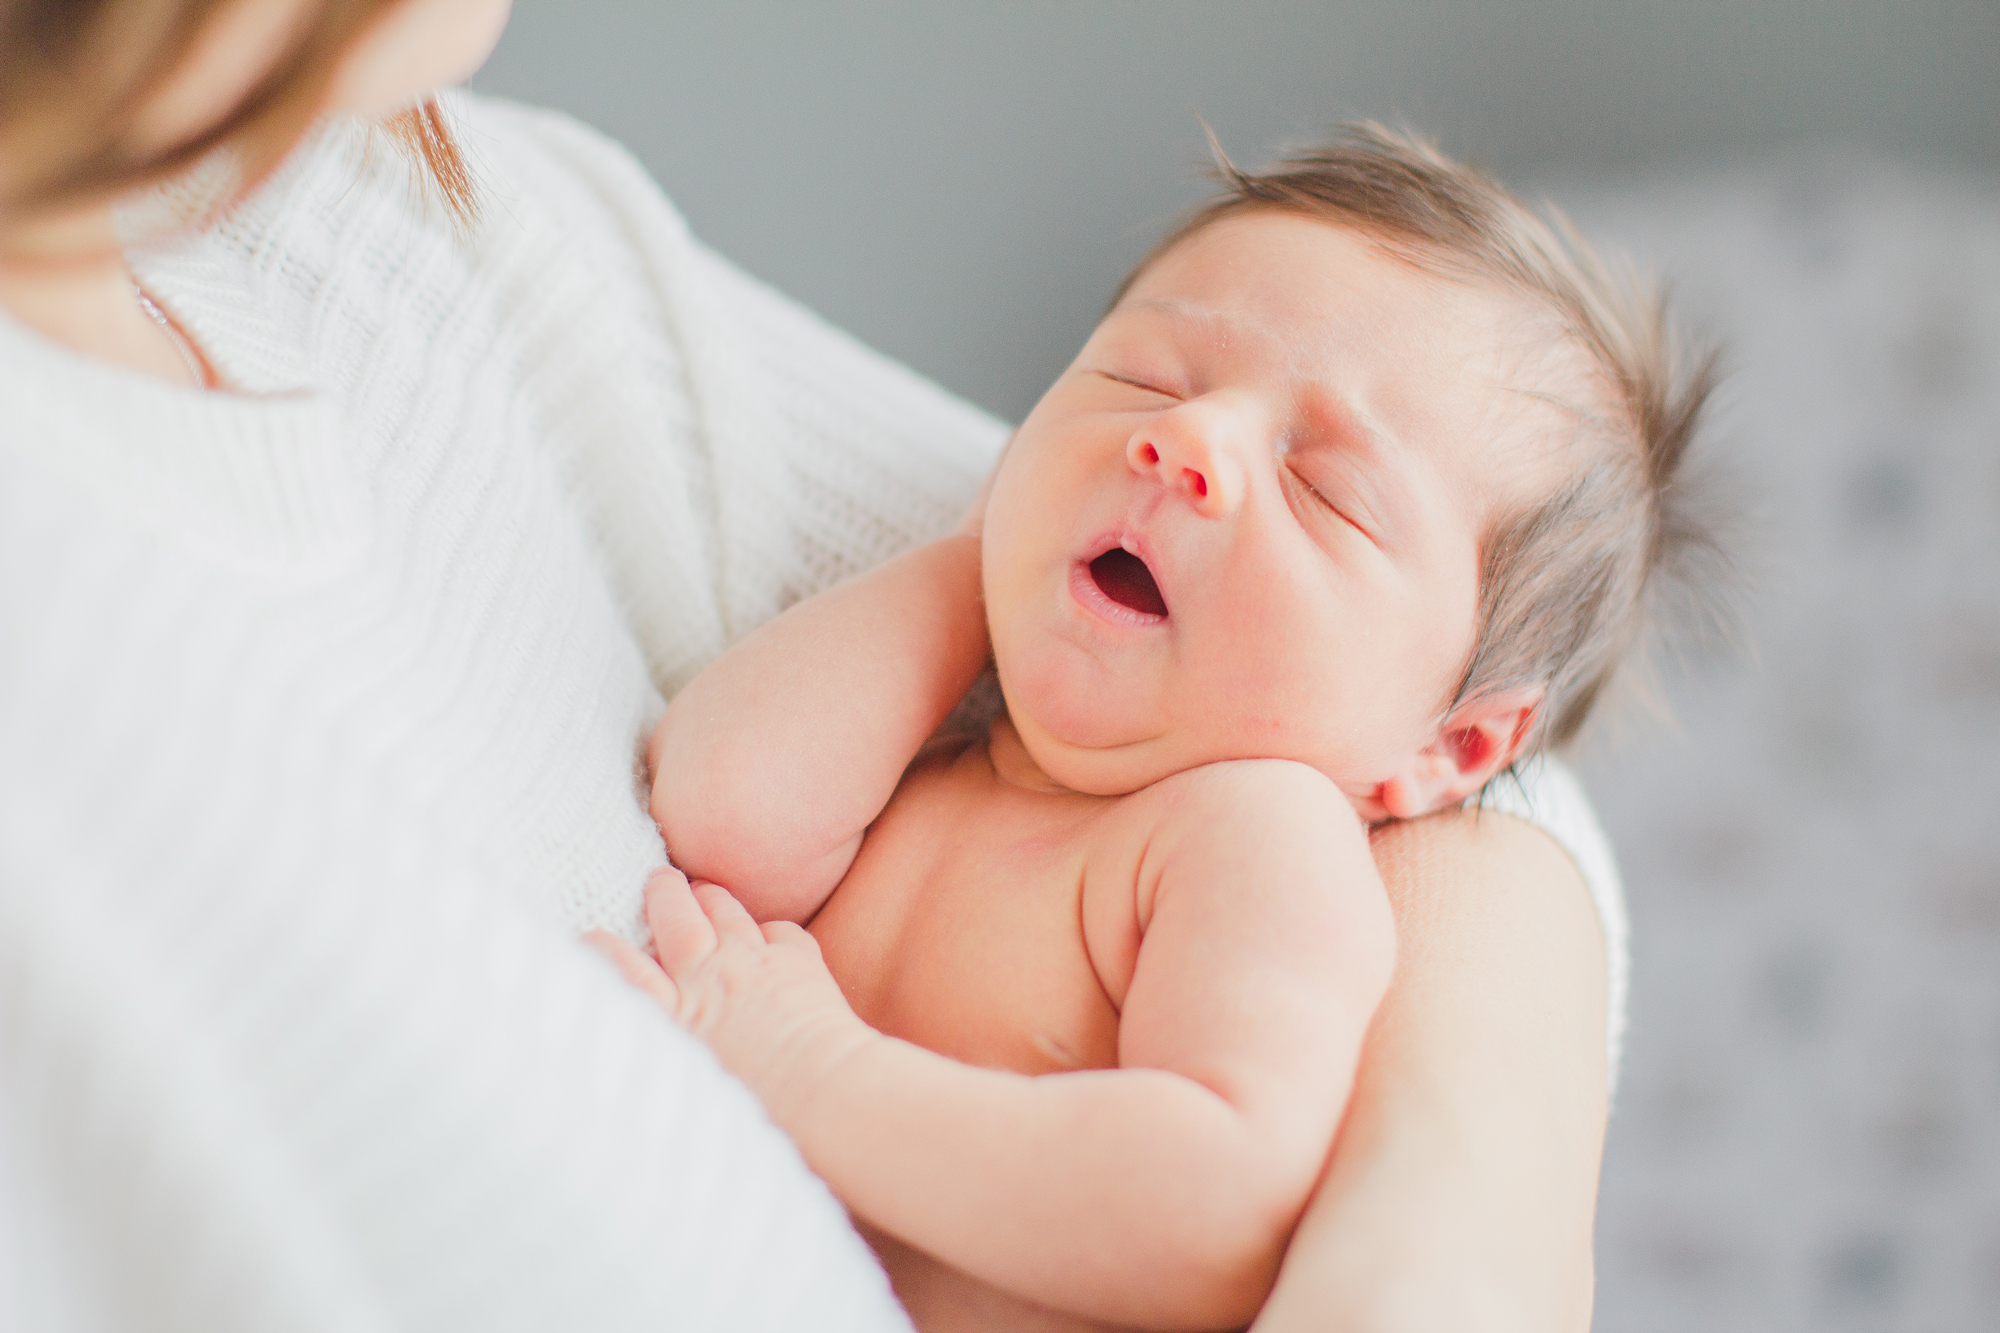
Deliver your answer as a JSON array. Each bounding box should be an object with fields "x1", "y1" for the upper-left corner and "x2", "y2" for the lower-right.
[{"x1": 1122, "y1": 213, "x2": 1575, "y2": 383}]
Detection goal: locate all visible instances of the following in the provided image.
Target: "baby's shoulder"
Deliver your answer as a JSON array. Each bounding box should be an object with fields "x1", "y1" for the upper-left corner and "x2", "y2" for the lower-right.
[
  {"x1": 1117, "y1": 757, "x2": 1357, "y2": 841},
  {"x1": 1074, "y1": 761, "x2": 1386, "y2": 1007},
  {"x1": 1085, "y1": 759, "x2": 1372, "y2": 903}
]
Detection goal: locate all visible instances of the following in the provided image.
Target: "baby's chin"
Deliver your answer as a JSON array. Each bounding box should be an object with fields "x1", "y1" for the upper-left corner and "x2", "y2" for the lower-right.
[
  {"x1": 996, "y1": 702, "x2": 1176, "y2": 799},
  {"x1": 1027, "y1": 743, "x2": 1172, "y2": 799},
  {"x1": 995, "y1": 645, "x2": 1155, "y2": 736},
  {"x1": 1005, "y1": 698, "x2": 1406, "y2": 811},
  {"x1": 993, "y1": 651, "x2": 1390, "y2": 798}
]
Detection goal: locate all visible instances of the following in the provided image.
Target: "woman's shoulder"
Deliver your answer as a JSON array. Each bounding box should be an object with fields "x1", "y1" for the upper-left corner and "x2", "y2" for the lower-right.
[
  {"x1": 239, "y1": 91, "x2": 692, "y2": 253},
  {"x1": 453, "y1": 93, "x2": 678, "y2": 206},
  {"x1": 445, "y1": 92, "x2": 706, "y2": 270},
  {"x1": 184, "y1": 91, "x2": 703, "y2": 372}
]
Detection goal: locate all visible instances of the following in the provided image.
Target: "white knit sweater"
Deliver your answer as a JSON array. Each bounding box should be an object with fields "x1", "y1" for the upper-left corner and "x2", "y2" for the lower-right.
[{"x1": 0, "y1": 94, "x2": 1625, "y2": 1331}]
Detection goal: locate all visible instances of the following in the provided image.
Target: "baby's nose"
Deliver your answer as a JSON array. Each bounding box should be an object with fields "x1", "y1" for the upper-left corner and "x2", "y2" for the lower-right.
[
  {"x1": 1126, "y1": 409, "x2": 1246, "y2": 516},
  {"x1": 1130, "y1": 439, "x2": 1211, "y2": 500}
]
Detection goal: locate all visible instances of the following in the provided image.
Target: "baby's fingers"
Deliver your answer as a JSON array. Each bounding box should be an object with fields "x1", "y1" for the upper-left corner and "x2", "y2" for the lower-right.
[
  {"x1": 689, "y1": 880, "x2": 764, "y2": 947},
  {"x1": 761, "y1": 919, "x2": 820, "y2": 951},
  {"x1": 645, "y1": 866, "x2": 718, "y2": 980},
  {"x1": 585, "y1": 930, "x2": 680, "y2": 1012}
]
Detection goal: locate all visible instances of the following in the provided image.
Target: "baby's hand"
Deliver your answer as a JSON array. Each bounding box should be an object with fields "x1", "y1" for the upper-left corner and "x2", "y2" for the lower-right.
[{"x1": 587, "y1": 868, "x2": 874, "y2": 1124}]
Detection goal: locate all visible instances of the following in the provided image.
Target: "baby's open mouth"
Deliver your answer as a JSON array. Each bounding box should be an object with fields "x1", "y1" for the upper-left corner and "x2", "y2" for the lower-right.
[{"x1": 1088, "y1": 548, "x2": 1168, "y2": 617}]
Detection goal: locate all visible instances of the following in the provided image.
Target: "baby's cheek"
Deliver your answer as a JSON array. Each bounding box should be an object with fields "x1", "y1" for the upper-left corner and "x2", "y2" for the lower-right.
[
  {"x1": 1210, "y1": 620, "x2": 1419, "y2": 777},
  {"x1": 1210, "y1": 655, "x2": 1296, "y2": 740}
]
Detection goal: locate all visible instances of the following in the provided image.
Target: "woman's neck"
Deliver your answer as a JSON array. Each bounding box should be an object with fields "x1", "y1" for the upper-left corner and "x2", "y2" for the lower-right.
[{"x1": 0, "y1": 200, "x2": 214, "y2": 388}]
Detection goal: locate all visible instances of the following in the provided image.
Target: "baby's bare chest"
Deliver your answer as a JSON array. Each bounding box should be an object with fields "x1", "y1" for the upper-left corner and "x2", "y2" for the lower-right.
[{"x1": 808, "y1": 749, "x2": 1139, "y2": 1075}]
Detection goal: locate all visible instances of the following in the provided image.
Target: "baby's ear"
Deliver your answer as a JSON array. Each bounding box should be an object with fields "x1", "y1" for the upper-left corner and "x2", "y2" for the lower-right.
[{"x1": 1370, "y1": 688, "x2": 1543, "y2": 821}]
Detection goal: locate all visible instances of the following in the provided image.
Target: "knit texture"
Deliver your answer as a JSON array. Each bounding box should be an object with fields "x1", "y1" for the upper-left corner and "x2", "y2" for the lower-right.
[{"x1": 0, "y1": 93, "x2": 1623, "y2": 1329}]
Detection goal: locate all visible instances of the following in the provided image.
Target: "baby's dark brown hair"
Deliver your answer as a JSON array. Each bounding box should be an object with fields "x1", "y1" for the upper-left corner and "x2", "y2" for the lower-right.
[{"x1": 1116, "y1": 123, "x2": 1720, "y2": 752}]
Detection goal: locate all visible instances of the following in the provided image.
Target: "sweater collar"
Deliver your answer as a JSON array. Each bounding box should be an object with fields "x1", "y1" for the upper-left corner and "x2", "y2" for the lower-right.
[{"x1": 0, "y1": 292, "x2": 366, "y2": 575}]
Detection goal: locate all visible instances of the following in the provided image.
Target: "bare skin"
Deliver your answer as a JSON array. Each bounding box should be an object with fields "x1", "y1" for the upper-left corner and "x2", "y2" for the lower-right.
[
  {"x1": 811, "y1": 781, "x2": 1609, "y2": 1333},
  {"x1": 1255, "y1": 810, "x2": 1608, "y2": 1332},
  {"x1": 608, "y1": 212, "x2": 1589, "y2": 1330},
  {"x1": 806, "y1": 716, "x2": 1391, "y2": 1331}
]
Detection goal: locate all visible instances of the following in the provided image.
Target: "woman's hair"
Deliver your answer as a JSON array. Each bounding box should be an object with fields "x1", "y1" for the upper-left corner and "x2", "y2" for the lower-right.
[
  {"x1": 1117, "y1": 124, "x2": 1722, "y2": 752},
  {"x1": 0, "y1": 0, "x2": 475, "y2": 223}
]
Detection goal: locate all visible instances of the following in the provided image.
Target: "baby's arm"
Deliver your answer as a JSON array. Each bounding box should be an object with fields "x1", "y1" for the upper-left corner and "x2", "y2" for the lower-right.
[
  {"x1": 649, "y1": 533, "x2": 988, "y2": 922},
  {"x1": 602, "y1": 760, "x2": 1394, "y2": 1329}
]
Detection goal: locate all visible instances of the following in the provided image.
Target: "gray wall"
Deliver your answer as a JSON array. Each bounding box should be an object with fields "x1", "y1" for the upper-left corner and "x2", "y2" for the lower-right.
[{"x1": 472, "y1": 0, "x2": 1999, "y2": 420}]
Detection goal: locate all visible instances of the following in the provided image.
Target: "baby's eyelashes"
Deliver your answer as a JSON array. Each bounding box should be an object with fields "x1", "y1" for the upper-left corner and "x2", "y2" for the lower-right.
[
  {"x1": 1282, "y1": 465, "x2": 1384, "y2": 550},
  {"x1": 1095, "y1": 369, "x2": 1181, "y2": 400}
]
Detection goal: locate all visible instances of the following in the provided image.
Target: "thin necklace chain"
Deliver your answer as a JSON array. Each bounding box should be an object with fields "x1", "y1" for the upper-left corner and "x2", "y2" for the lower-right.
[{"x1": 131, "y1": 279, "x2": 208, "y2": 388}]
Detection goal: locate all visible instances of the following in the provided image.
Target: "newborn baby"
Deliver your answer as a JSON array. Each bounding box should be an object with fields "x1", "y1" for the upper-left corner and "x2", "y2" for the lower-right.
[{"x1": 599, "y1": 126, "x2": 1712, "y2": 1332}]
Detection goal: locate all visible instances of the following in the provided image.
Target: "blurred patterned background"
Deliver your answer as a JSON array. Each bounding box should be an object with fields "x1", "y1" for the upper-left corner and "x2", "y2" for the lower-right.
[
  {"x1": 1565, "y1": 157, "x2": 2000, "y2": 1333},
  {"x1": 476, "y1": 5, "x2": 2000, "y2": 1327}
]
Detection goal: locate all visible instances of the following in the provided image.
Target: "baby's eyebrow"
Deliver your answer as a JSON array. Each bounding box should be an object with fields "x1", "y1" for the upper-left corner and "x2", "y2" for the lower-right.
[
  {"x1": 1113, "y1": 298, "x2": 1242, "y2": 346},
  {"x1": 1305, "y1": 390, "x2": 1401, "y2": 472}
]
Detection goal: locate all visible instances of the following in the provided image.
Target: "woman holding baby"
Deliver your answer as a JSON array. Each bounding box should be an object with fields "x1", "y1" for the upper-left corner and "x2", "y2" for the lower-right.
[{"x1": 0, "y1": 1, "x2": 1615, "y2": 1329}]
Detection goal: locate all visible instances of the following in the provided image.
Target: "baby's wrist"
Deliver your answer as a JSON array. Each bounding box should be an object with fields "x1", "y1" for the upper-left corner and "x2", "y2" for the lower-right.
[{"x1": 746, "y1": 1007, "x2": 884, "y2": 1143}]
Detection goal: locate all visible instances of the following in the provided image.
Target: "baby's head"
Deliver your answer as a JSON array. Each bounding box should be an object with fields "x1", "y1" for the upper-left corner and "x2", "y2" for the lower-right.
[{"x1": 980, "y1": 125, "x2": 1715, "y2": 818}]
